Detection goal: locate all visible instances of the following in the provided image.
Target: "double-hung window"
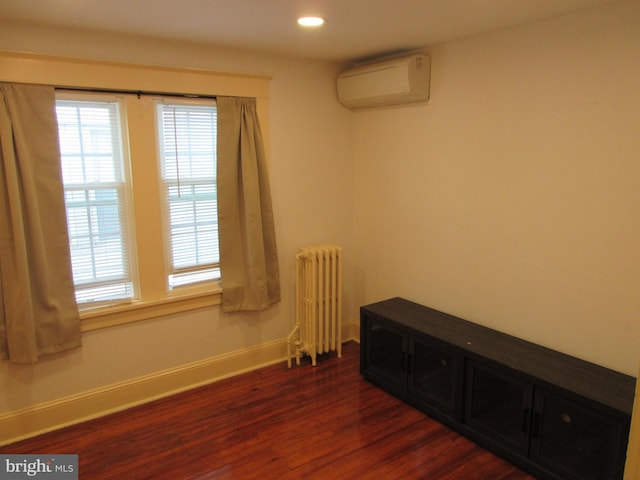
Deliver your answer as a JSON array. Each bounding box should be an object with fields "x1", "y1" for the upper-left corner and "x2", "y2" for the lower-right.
[
  {"x1": 156, "y1": 100, "x2": 220, "y2": 288},
  {"x1": 56, "y1": 92, "x2": 220, "y2": 311},
  {"x1": 56, "y1": 96, "x2": 136, "y2": 306}
]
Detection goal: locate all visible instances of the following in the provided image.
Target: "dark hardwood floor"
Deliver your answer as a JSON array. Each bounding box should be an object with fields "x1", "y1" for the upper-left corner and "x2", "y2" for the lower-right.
[{"x1": 1, "y1": 342, "x2": 536, "y2": 479}]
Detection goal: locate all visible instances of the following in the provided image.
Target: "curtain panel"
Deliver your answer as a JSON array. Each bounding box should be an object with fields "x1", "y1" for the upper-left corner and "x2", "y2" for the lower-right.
[
  {"x1": 217, "y1": 96, "x2": 281, "y2": 312},
  {"x1": 0, "y1": 83, "x2": 81, "y2": 364}
]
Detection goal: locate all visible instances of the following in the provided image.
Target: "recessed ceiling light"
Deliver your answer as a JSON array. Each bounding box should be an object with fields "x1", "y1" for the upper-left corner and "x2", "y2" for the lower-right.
[{"x1": 297, "y1": 16, "x2": 325, "y2": 27}]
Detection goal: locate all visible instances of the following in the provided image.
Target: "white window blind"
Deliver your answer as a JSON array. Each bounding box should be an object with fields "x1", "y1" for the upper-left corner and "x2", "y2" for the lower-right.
[
  {"x1": 156, "y1": 100, "x2": 220, "y2": 288},
  {"x1": 56, "y1": 98, "x2": 135, "y2": 305}
]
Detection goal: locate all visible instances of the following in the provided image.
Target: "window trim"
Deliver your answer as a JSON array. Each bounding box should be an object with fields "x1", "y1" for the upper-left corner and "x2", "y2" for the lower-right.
[{"x1": 1, "y1": 50, "x2": 270, "y2": 330}]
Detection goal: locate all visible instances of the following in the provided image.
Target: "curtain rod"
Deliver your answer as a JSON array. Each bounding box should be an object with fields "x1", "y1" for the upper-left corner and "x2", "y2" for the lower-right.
[{"x1": 56, "y1": 86, "x2": 217, "y2": 100}]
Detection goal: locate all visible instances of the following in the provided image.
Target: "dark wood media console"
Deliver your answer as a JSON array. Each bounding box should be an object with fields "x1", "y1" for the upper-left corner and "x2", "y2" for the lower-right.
[{"x1": 360, "y1": 297, "x2": 636, "y2": 480}]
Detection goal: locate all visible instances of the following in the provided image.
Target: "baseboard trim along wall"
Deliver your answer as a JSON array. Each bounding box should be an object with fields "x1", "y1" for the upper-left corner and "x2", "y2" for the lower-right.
[
  {"x1": 0, "y1": 326, "x2": 360, "y2": 447},
  {"x1": 0, "y1": 338, "x2": 288, "y2": 446}
]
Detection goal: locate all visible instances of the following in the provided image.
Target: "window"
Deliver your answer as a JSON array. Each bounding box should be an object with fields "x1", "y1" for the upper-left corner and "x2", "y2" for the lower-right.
[
  {"x1": 0, "y1": 51, "x2": 270, "y2": 328},
  {"x1": 56, "y1": 97, "x2": 136, "y2": 306},
  {"x1": 156, "y1": 100, "x2": 220, "y2": 288},
  {"x1": 56, "y1": 93, "x2": 220, "y2": 310}
]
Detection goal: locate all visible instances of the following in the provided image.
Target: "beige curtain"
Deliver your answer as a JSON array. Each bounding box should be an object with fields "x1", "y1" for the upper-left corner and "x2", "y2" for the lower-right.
[
  {"x1": 0, "y1": 83, "x2": 81, "y2": 364},
  {"x1": 217, "y1": 96, "x2": 281, "y2": 312}
]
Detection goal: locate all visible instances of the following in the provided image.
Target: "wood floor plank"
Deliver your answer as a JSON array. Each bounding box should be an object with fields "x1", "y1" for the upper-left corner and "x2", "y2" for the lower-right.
[{"x1": 1, "y1": 342, "x2": 536, "y2": 479}]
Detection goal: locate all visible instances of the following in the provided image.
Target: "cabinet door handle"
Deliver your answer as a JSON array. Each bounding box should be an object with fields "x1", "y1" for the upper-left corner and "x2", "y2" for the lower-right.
[
  {"x1": 532, "y1": 412, "x2": 542, "y2": 439},
  {"x1": 406, "y1": 353, "x2": 413, "y2": 374}
]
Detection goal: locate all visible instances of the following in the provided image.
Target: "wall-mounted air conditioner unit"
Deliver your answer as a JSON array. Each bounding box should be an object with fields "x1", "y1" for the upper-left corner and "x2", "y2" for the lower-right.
[{"x1": 337, "y1": 54, "x2": 430, "y2": 109}]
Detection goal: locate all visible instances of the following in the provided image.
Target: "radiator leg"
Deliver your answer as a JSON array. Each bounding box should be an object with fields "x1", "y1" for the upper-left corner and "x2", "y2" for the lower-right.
[{"x1": 295, "y1": 340, "x2": 301, "y2": 366}]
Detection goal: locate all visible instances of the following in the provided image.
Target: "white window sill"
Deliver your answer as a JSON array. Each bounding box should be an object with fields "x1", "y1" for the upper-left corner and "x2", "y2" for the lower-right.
[{"x1": 79, "y1": 286, "x2": 223, "y2": 332}]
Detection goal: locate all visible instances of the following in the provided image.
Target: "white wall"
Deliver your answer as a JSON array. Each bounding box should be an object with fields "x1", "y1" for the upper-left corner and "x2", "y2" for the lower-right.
[
  {"x1": 0, "y1": 25, "x2": 355, "y2": 414},
  {"x1": 353, "y1": 0, "x2": 640, "y2": 375}
]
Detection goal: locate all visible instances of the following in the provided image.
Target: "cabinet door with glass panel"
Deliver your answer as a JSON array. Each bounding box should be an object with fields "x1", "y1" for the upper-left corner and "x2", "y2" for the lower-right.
[
  {"x1": 530, "y1": 389, "x2": 629, "y2": 480},
  {"x1": 361, "y1": 313, "x2": 462, "y2": 420},
  {"x1": 408, "y1": 333, "x2": 462, "y2": 421},
  {"x1": 464, "y1": 359, "x2": 533, "y2": 456},
  {"x1": 464, "y1": 358, "x2": 630, "y2": 480},
  {"x1": 361, "y1": 315, "x2": 408, "y2": 393}
]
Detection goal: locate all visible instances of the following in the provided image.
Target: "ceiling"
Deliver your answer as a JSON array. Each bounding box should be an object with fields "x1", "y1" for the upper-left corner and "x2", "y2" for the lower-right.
[{"x1": 0, "y1": 0, "x2": 621, "y2": 63}]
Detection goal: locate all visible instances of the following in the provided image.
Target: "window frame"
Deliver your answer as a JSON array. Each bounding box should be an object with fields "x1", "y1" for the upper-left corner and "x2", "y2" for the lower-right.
[
  {"x1": 55, "y1": 92, "x2": 140, "y2": 307},
  {"x1": 155, "y1": 97, "x2": 221, "y2": 290},
  {"x1": 56, "y1": 91, "x2": 224, "y2": 325}
]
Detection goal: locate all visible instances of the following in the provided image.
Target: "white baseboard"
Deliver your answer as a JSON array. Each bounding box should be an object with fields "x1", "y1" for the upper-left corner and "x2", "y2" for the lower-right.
[
  {"x1": 0, "y1": 325, "x2": 360, "y2": 447},
  {"x1": 0, "y1": 338, "x2": 289, "y2": 446}
]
